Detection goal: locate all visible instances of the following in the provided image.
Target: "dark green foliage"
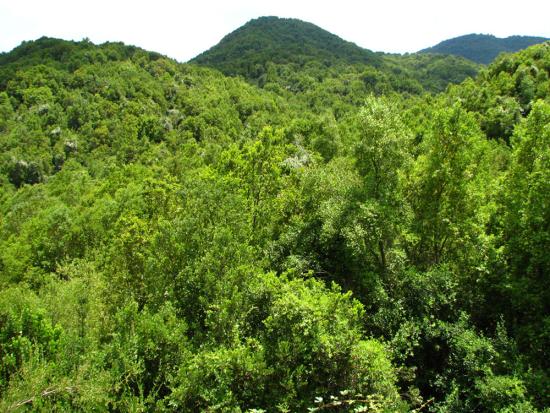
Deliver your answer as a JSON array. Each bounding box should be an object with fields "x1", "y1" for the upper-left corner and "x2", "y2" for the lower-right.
[
  {"x1": 384, "y1": 53, "x2": 479, "y2": 93},
  {"x1": 420, "y1": 34, "x2": 549, "y2": 64},
  {"x1": 192, "y1": 16, "x2": 480, "y2": 95},
  {"x1": 192, "y1": 16, "x2": 382, "y2": 76},
  {"x1": 0, "y1": 34, "x2": 548, "y2": 412}
]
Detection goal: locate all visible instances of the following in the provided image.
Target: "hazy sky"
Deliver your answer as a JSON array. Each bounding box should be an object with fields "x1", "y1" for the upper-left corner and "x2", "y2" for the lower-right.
[{"x1": 1, "y1": 0, "x2": 549, "y2": 62}]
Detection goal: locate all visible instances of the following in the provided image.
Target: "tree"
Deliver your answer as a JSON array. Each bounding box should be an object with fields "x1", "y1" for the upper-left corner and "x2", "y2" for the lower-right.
[
  {"x1": 405, "y1": 103, "x2": 494, "y2": 270},
  {"x1": 498, "y1": 100, "x2": 550, "y2": 370}
]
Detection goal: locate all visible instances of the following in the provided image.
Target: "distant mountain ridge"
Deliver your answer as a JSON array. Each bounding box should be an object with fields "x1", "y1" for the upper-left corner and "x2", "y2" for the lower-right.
[{"x1": 420, "y1": 33, "x2": 549, "y2": 64}]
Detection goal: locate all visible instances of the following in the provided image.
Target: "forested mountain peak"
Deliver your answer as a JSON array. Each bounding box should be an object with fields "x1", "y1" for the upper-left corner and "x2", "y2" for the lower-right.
[
  {"x1": 191, "y1": 16, "x2": 382, "y2": 75},
  {"x1": 191, "y1": 16, "x2": 480, "y2": 94},
  {"x1": 420, "y1": 33, "x2": 549, "y2": 64}
]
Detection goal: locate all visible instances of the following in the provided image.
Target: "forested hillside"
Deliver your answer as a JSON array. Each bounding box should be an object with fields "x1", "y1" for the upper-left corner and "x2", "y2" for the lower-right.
[
  {"x1": 420, "y1": 33, "x2": 549, "y2": 64},
  {"x1": 0, "y1": 31, "x2": 548, "y2": 412},
  {"x1": 192, "y1": 16, "x2": 382, "y2": 72},
  {"x1": 192, "y1": 17, "x2": 480, "y2": 94}
]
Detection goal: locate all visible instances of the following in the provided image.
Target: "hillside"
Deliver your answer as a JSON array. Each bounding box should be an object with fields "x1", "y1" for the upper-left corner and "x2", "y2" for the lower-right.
[
  {"x1": 0, "y1": 38, "x2": 168, "y2": 94},
  {"x1": 0, "y1": 35, "x2": 549, "y2": 412},
  {"x1": 192, "y1": 16, "x2": 480, "y2": 94},
  {"x1": 192, "y1": 16, "x2": 382, "y2": 74},
  {"x1": 420, "y1": 33, "x2": 549, "y2": 64}
]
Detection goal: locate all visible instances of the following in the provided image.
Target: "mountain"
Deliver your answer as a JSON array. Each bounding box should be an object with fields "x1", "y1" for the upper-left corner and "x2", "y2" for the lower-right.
[
  {"x1": 192, "y1": 16, "x2": 479, "y2": 94},
  {"x1": 420, "y1": 33, "x2": 549, "y2": 64},
  {"x1": 192, "y1": 16, "x2": 382, "y2": 74}
]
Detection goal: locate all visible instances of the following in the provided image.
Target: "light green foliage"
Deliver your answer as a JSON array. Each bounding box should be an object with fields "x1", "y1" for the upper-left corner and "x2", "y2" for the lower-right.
[
  {"x1": 168, "y1": 273, "x2": 402, "y2": 412},
  {"x1": 229, "y1": 126, "x2": 288, "y2": 240},
  {"x1": 0, "y1": 36, "x2": 548, "y2": 412},
  {"x1": 406, "y1": 103, "x2": 495, "y2": 270},
  {"x1": 170, "y1": 339, "x2": 268, "y2": 411},
  {"x1": 0, "y1": 287, "x2": 62, "y2": 390},
  {"x1": 448, "y1": 42, "x2": 550, "y2": 140},
  {"x1": 497, "y1": 100, "x2": 550, "y2": 374},
  {"x1": 350, "y1": 96, "x2": 412, "y2": 273}
]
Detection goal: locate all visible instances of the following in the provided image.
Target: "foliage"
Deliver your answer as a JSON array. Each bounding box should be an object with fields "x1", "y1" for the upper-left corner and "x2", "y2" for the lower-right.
[
  {"x1": 192, "y1": 16, "x2": 480, "y2": 95},
  {"x1": 420, "y1": 33, "x2": 549, "y2": 64},
  {"x1": 0, "y1": 32, "x2": 548, "y2": 412}
]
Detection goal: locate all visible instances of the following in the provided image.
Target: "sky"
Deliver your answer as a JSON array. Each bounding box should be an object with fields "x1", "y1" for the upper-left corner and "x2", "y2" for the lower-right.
[{"x1": 1, "y1": 0, "x2": 549, "y2": 62}]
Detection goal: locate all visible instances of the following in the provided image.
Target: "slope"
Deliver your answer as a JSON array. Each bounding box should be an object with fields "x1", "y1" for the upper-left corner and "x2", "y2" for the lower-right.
[
  {"x1": 1, "y1": 36, "x2": 549, "y2": 412},
  {"x1": 420, "y1": 33, "x2": 549, "y2": 64},
  {"x1": 192, "y1": 16, "x2": 480, "y2": 95},
  {"x1": 191, "y1": 16, "x2": 382, "y2": 76},
  {"x1": 0, "y1": 36, "x2": 405, "y2": 411}
]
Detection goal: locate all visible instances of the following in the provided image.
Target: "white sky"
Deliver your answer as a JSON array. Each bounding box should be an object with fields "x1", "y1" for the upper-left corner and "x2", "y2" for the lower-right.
[{"x1": 1, "y1": 0, "x2": 549, "y2": 62}]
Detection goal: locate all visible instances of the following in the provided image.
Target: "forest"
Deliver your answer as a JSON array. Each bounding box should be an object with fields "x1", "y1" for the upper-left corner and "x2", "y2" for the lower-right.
[
  {"x1": 0, "y1": 17, "x2": 549, "y2": 412},
  {"x1": 419, "y1": 33, "x2": 549, "y2": 64}
]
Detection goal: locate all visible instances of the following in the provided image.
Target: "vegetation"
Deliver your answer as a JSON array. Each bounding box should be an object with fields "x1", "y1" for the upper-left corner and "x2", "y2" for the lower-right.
[
  {"x1": 192, "y1": 16, "x2": 382, "y2": 72},
  {"x1": 420, "y1": 33, "x2": 549, "y2": 64},
  {"x1": 192, "y1": 17, "x2": 480, "y2": 94},
  {"x1": 0, "y1": 26, "x2": 548, "y2": 412}
]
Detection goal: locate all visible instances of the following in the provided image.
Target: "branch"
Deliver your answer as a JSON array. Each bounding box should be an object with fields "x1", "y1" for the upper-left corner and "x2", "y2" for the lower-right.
[
  {"x1": 411, "y1": 397, "x2": 434, "y2": 412},
  {"x1": 9, "y1": 386, "x2": 77, "y2": 412}
]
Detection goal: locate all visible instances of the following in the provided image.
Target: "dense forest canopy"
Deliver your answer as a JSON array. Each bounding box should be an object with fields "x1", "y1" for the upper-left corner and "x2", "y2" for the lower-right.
[
  {"x1": 192, "y1": 17, "x2": 480, "y2": 94},
  {"x1": 420, "y1": 33, "x2": 549, "y2": 64},
  {"x1": 0, "y1": 20, "x2": 548, "y2": 413},
  {"x1": 192, "y1": 16, "x2": 383, "y2": 70}
]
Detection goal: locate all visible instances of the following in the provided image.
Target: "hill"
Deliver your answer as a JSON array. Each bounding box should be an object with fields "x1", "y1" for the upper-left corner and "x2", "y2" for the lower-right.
[
  {"x1": 191, "y1": 16, "x2": 382, "y2": 75},
  {"x1": 0, "y1": 37, "x2": 169, "y2": 87},
  {"x1": 192, "y1": 16, "x2": 479, "y2": 94},
  {"x1": 0, "y1": 36, "x2": 549, "y2": 412},
  {"x1": 420, "y1": 33, "x2": 549, "y2": 64}
]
